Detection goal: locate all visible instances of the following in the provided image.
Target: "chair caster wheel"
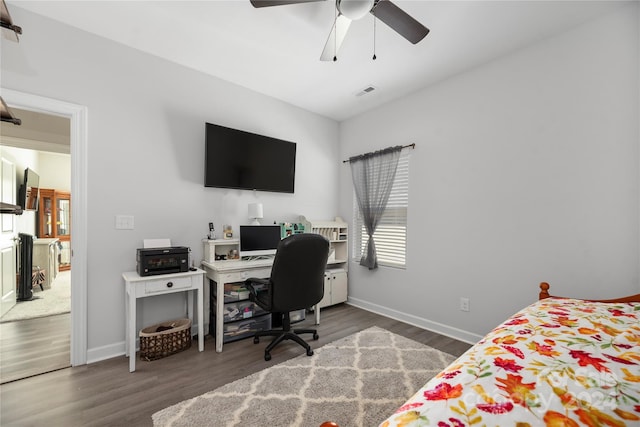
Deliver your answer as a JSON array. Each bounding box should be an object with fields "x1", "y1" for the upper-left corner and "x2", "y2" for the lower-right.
[
  {"x1": 264, "y1": 352, "x2": 271, "y2": 361},
  {"x1": 313, "y1": 333, "x2": 319, "y2": 340},
  {"x1": 254, "y1": 337, "x2": 260, "y2": 344},
  {"x1": 307, "y1": 349, "x2": 314, "y2": 356}
]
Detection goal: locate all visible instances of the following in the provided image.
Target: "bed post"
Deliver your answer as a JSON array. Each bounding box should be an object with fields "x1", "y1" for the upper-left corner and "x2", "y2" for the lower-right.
[{"x1": 539, "y1": 282, "x2": 550, "y2": 300}]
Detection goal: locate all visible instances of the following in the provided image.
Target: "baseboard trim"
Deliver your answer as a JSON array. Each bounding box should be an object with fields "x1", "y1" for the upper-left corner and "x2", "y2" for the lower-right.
[
  {"x1": 85, "y1": 307, "x2": 479, "y2": 364},
  {"x1": 346, "y1": 297, "x2": 482, "y2": 345},
  {"x1": 87, "y1": 342, "x2": 125, "y2": 364},
  {"x1": 87, "y1": 328, "x2": 203, "y2": 364}
]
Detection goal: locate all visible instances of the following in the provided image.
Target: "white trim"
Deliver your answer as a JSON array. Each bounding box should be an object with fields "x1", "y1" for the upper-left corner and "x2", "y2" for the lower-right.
[
  {"x1": 1, "y1": 88, "x2": 88, "y2": 366},
  {"x1": 87, "y1": 342, "x2": 125, "y2": 365},
  {"x1": 346, "y1": 297, "x2": 483, "y2": 345},
  {"x1": 1, "y1": 135, "x2": 70, "y2": 155}
]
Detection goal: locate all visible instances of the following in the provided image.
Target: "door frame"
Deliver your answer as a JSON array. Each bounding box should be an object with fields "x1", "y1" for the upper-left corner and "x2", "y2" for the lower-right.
[
  {"x1": 2, "y1": 88, "x2": 88, "y2": 366},
  {"x1": 1, "y1": 158, "x2": 17, "y2": 318}
]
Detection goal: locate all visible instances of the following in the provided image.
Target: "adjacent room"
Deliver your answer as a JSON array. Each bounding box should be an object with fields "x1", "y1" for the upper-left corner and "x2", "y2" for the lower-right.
[
  {"x1": 0, "y1": 109, "x2": 72, "y2": 383},
  {"x1": 1, "y1": 0, "x2": 638, "y2": 426}
]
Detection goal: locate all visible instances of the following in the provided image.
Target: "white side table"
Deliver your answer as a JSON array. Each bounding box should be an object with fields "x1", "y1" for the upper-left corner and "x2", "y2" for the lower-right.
[{"x1": 123, "y1": 268, "x2": 205, "y2": 372}]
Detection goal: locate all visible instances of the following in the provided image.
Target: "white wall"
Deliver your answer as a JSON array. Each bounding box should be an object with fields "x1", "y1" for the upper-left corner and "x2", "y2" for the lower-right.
[
  {"x1": 0, "y1": 147, "x2": 70, "y2": 238},
  {"x1": 2, "y1": 8, "x2": 340, "y2": 360},
  {"x1": 340, "y1": 4, "x2": 640, "y2": 341},
  {"x1": 37, "y1": 152, "x2": 71, "y2": 191},
  {"x1": 0, "y1": 146, "x2": 39, "y2": 235}
]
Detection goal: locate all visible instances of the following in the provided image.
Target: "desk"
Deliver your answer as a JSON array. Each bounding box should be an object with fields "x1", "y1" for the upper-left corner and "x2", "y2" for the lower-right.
[
  {"x1": 123, "y1": 268, "x2": 205, "y2": 372},
  {"x1": 201, "y1": 260, "x2": 320, "y2": 353}
]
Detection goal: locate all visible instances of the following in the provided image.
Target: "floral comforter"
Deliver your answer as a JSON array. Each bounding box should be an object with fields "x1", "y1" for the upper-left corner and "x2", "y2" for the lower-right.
[{"x1": 381, "y1": 298, "x2": 640, "y2": 427}]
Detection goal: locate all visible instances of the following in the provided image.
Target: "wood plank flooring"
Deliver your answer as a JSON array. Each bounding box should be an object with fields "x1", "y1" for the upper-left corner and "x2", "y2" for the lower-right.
[
  {"x1": 0, "y1": 304, "x2": 471, "y2": 427},
  {"x1": 0, "y1": 313, "x2": 71, "y2": 384}
]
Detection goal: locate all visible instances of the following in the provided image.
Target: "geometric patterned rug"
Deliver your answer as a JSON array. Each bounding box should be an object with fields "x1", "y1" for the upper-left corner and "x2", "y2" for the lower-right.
[{"x1": 152, "y1": 326, "x2": 457, "y2": 427}]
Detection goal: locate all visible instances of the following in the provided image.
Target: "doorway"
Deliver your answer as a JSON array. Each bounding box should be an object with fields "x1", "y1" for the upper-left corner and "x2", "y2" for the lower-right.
[
  {"x1": 1, "y1": 88, "x2": 88, "y2": 370},
  {"x1": 0, "y1": 111, "x2": 72, "y2": 382}
]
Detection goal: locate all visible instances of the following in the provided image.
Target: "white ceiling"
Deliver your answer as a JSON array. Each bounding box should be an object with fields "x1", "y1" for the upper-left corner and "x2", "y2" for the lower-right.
[
  {"x1": 9, "y1": 0, "x2": 629, "y2": 121},
  {"x1": 1, "y1": 107, "x2": 71, "y2": 153}
]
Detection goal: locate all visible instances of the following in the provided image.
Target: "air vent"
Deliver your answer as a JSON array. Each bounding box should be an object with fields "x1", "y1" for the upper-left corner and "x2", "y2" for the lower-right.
[{"x1": 355, "y1": 85, "x2": 377, "y2": 97}]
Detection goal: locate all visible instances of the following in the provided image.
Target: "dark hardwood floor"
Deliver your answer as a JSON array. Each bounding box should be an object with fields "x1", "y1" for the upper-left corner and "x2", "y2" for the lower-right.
[
  {"x1": 0, "y1": 304, "x2": 471, "y2": 426},
  {"x1": 0, "y1": 313, "x2": 71, "y2": 384}
]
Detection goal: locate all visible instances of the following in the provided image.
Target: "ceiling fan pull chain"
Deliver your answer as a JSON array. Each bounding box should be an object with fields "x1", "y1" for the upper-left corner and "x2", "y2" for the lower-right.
[
  {"x1": 333, "y1": 2, "x2": 338, "y2": 61},
  {"x1": 372, "y1": 11, "x2": 377, "y2": 60}
]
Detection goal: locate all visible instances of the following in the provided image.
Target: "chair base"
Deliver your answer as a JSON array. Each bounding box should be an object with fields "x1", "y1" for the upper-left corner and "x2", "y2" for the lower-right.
[{"x1": 254, "y1": 328, "x2": 319, "y2": 361}]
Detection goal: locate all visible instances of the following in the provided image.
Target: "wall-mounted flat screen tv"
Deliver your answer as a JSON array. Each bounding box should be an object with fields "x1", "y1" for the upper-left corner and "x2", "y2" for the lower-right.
[
  {"x1": 19, "y1": 167, "x2": 40, "y2": 211},
  {"x1": 205, "y1": 123, "x2": 296, "y2": 193}
]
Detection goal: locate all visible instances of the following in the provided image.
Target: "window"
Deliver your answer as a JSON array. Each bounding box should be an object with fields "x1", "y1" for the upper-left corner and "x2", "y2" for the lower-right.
[{"x1": 352, "y1": 151, "x2": 410, "y2": 268}]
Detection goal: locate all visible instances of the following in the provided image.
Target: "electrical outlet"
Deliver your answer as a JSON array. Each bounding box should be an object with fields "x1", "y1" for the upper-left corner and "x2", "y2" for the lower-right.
[{"x1": 460, "y1": 297, "x2": 470, "y2": 312}]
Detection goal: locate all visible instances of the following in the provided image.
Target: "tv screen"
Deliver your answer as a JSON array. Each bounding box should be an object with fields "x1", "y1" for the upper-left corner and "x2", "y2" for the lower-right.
[
  {"x1": 205, "y1": 123, "x2": 296, "y2": 193},
  {"x1": 239, "y1": 225, "x2": 282, "y2": 258},
  {"x1": 19, "y1": 168, "x2": 40, "y2": 211}
]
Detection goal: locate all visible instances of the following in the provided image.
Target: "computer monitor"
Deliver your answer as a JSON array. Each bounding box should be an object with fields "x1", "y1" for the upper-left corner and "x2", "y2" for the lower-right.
[{"x1": 239, "y1": 225, "x2": 282, "y2": 258}]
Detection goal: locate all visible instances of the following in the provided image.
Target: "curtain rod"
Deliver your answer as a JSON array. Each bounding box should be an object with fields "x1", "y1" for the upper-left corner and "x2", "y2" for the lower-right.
[{"x1": 342, "y1": 143, "x2": 415, "y2": 163}]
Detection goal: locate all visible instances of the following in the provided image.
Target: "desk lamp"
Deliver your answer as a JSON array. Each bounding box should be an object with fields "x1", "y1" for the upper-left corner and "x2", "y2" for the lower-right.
[{"x1": 248, "y1": 203, "x2": 263, "y2": 225}]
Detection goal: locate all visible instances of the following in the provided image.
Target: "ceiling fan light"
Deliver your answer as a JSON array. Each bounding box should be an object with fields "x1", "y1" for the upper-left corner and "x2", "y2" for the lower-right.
[{"x1": 337, "y1": 0, "x2": 374, "y2": 21}]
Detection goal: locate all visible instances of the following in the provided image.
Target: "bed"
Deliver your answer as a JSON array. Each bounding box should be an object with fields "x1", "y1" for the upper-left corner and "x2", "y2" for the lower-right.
[{"x1": 379, "y1": 282, "x2": 640, "y2": 427}]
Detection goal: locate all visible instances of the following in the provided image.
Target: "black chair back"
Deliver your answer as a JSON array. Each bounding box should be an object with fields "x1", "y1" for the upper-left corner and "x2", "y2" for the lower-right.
[{"x1": 269, "y1": 233, "x2": 330, "y2": 313}]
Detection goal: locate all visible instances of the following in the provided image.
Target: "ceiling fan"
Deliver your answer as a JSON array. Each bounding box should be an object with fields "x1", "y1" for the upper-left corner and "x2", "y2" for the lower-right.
[{"x1": 250, "y1": 0, "x2": 429, "y2": 61}]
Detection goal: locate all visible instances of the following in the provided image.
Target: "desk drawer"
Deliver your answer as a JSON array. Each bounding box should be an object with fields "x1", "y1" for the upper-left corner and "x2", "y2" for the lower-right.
[
  {"x1": 238, "y1": 268, "x2": 272, "y2": 281},
  {"x1": 145, "y1": 276, "x2": 192, "y2": 294}
]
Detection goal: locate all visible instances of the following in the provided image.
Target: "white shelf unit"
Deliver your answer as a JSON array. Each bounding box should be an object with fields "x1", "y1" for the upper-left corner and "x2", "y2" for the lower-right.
[
  {"x1": 299, "y1": 216, "x2": 348, "y2": 308},
  {"x1": 202, "y1": 238, "x2": 240, "y2": 264}
]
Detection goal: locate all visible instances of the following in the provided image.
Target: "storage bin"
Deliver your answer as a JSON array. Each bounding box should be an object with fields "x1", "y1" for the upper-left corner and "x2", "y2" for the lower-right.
[
  {"x1": 139, "y1": 318, "x2": 191, "y2": 361},
  {"x1": 290, "y1": 309, "x2": 306, "y2": 323},
  {"x1": 271, "y1": 309, "x2": 306, "y2": 327},
  {"x1": 214, "y1": 281, "x2": 268, "y2": 303},
  {"x1": 221, "y1": 313, "x2": 271, "y2": 343},
  {"x1": 218, "y1": 300, "x2": 267, "y2": 322}
]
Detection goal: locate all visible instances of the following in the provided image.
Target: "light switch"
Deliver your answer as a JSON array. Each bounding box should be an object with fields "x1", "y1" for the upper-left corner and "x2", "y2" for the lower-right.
[{"x1": 115, "y1": 215, "x2": 134, "y2": 230}]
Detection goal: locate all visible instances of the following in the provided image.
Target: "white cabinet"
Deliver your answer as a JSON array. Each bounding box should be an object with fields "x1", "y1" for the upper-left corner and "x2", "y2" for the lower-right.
[
  {"x1": 32, "y1": 238, "x2": 59, "y2": 289},
  {"x1": 319, "y1": 268, "x2": 347, "y2": 309},
  {"x1": 202, "y1": 238, "x2": 240, "y2": 263},
  {"x1": 299, "y1": 216, "x2": 348, "y2": 269},
  {"x1": 300, "y1": 216, "x2": 348, "y2": 308}
]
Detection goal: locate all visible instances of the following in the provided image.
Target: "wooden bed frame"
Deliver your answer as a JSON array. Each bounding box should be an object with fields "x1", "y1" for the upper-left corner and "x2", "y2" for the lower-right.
[{"x1": 538, "y1": 281, "x2": 640, "y2": 303}]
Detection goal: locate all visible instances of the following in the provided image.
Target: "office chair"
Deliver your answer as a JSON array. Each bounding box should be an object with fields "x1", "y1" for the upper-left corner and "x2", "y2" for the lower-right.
[{"x1": 245, "y1": 233, "x2": 330, "y2": 361}]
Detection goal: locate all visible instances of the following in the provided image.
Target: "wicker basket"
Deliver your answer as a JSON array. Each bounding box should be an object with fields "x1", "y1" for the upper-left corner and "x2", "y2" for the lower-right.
[{"x1": 139, "y1": 318, "x2": 192, "y2": 361}]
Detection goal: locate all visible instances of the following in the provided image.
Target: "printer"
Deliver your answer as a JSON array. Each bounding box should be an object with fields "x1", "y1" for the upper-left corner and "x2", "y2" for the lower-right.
[{"x1": 136, "y1": 246, "x2": 189, "y2": 276}]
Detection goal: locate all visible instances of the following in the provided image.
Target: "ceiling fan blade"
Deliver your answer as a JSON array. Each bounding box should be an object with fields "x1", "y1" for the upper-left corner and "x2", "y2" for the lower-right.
[
  {"x1": 250, "y1": 0, "x2": 325, "y2": 8},
  {"x1": 372, "y1": 0, "x2": 429, "y2": 44},
  {"x1": 320, "y1": 14, "x2": 352, "y2": 61}
]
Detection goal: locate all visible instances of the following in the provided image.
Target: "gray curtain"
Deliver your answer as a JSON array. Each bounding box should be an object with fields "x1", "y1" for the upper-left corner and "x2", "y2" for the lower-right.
[{"x1": 349, "y1": 145, "x2": 402, "y2": 270}]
